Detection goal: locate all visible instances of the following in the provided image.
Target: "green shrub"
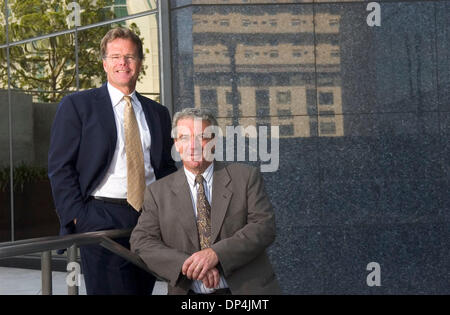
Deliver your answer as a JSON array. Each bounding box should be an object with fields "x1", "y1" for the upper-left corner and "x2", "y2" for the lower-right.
[{"x1": 0, "y1": 163, "x2": 48, "y2": 192}]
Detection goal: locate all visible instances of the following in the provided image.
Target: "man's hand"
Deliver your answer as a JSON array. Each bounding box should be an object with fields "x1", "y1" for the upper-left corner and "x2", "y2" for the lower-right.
[
  {"x1": 202, "y1": 267, "x2": 220, "y2": 289},
  {"x1": 182, "y1": 248, "x2": 219, "y2": 281}
]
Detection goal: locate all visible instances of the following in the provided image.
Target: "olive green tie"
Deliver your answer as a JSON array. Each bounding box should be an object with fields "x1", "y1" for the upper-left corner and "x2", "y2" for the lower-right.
[
  {"x1": 195, "y1": 174, "x2": 211, "y2": 249},
  {"x1": 123, "y1": 95, "x2": 145, "y2": 211}
]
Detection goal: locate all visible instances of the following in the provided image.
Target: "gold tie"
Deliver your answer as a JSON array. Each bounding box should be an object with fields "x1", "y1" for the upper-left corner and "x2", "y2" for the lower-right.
[
  {"x1": 195, "y1": 174, "x2": 211, "y2": 249},
  {"x1": 123, "y1": 95, "x2": 145, "y2": 211}
]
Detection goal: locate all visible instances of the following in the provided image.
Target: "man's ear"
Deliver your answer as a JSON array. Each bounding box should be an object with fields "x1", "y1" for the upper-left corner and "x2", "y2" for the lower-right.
[
  {"x1": 136, "y1": 59, "x2": 143, "y2": 73},
  {"x1": 174, "y1": 138, "x2": 181, "y2": 153}
]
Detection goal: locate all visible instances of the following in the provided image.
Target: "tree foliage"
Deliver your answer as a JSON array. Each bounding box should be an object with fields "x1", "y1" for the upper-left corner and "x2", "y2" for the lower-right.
[{"x1": 0, "y1": 0, "x2": 146, "y2": 102}]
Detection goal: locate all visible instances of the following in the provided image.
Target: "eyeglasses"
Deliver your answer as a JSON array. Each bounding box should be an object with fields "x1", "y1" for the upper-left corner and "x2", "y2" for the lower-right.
[
  {"x1": 177, "y1": 134, "x2": 214, "y2": 143},
  {"x1": 104, "y1": 54, "x2": 139, "y2": 63}
]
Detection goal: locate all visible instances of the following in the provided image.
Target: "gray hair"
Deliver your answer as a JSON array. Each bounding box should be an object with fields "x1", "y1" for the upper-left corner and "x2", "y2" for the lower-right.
[{"x1": 172, "y1": 107, "x2": 218, "y2": 138}]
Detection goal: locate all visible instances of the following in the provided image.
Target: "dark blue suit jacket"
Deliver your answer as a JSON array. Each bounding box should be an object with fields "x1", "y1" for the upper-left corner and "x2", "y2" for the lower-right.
[{"x1": 48, "y1": 84, "x2": 177, "y2": 236}]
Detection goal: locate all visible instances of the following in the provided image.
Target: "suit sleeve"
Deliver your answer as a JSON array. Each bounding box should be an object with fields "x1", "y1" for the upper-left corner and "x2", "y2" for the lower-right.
[
  {"x1": 48, "y1": 95, "x2": 86, "y2": 231},
  {"x1": 130, "y1": 187, "x2": 190, "y2": 286},
  {"x1": 210, "y1": 167, "x2": 276, "y2": 277}
]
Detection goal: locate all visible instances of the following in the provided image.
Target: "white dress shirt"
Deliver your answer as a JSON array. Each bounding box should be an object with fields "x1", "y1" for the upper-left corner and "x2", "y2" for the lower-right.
[
  {"x1": 91, "y1": 83, "x2": 155, "y2": 198},
  {"x1": 184, "y1": 163, "x2": 229, "y2": 293}
]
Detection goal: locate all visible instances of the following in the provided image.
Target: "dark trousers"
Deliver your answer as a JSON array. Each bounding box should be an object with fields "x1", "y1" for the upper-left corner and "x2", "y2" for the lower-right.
[{"x1": 75, "y1": 198, "x2": 155, "y2": 295}]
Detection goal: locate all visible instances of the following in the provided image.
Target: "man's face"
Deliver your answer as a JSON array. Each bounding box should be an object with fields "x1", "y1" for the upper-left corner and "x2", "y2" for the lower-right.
[
  {"x1": 174, "y1": 118, "x2": 215, "y2": 174},
  {"x1": 102, "y1": 38, "x2": 142, "y2": 94}
]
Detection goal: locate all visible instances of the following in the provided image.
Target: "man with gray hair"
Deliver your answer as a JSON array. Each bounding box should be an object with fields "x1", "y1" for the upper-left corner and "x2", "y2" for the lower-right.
[{"x1": 131, "y1": 108, "x2": 281, "y2": 295}]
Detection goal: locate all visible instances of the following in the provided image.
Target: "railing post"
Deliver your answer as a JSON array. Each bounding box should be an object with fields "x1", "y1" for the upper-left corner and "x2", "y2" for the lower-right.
[
  {"x1": 67, "y1": 244, "x2": 79, "y2": 295},
  {"x1": 41, "y1": 250, "x2": 52, "y2": 295}
]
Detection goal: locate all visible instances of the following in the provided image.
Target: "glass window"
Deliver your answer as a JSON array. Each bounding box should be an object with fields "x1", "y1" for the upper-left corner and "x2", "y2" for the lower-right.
[
  {"x1": 5, "y1": 0, "x2": 74, "y2": 41},
  {"x1": 93, "y1": 0, "x2": 157, "y2": 27},
  {"x1": 277, "y1": 109, "x2": 292, "y2": 117},
  {"x1": 293, "y1": 50, "x2": 302, "y2": 57},
  {"x1": 330, "y1": 49, "x2": 340, "y2": 58},
  {"x1": 4, "y1": 36, "x2": 77, "y2": 102},
  {"x1": 219, "y1": 19, "x2": 229, "y2": 26},
  {"x1": 114, "y1": 7, "x2": 129, "y2": 19},
  {"x1": 0, "y1": 62, "x2": 11, "y2": 241},
  {"x1": 226, "y1": 91, "x2": 241, "y2": 105},
  {"x1": 291, "y1": 19, "x2": 301, "y2": 26},
  {"x1": 329, "y1": 18, "x2": 339, "y2": 27},
  {"x1": 279, "y1": 124, "x2": 294, "y2": 136},
  {"x1": 319, "y1": 92, "x2": 334, "y2": 105},
  {"x1": 120, "y1": 15, "x2": 161, "y2": 100},
  {"x1": 0, "y1": 4, "x2": 6, "y2": 45},
  {"x1": 0, "y1": 4, "x2": 161, "y2": 241},
  {"x1": 320, "y1": 121, "x2": 336, "y2": 135},
  {"x1": 269, "y1": 50, "x2": 279, "y2": 58},
  {"x1": 277, "y1": 91, "x2": 291, "y2": 104},
  {"x1": 319, "y1": 110, "x2": 335, "y2": 116},
  {"x1": 201, "y1": 89, "x2": 218, "y2": 107},
  {"x1": 256, "y1": 90, "x2": 270, "y2": 117}
]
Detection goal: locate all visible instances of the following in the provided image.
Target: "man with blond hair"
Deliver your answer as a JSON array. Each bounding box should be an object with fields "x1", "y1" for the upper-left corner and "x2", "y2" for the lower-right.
[{"x1": 49, "y1": 27, "x2": 176, "y2": 294}]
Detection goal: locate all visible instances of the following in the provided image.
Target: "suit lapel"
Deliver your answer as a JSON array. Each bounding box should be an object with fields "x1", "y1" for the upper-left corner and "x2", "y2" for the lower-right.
[
  {"x1": 170, "y1": 169, "x2": 200, "y2": 251},
  {"x1": 211, "y1": 162, "x2": 232, "y2": 244},
  {"x1": 95, "y1": 84, "x2": 117, "y2": 153},
  {"x1": 171, "y1": 162, "x2": 233, "y2": 250},
  {"x1": 85, "y1": 84, "x2": 117, "y2": 198},
  {"x1": 137, "y1": 93, "x2": 162, "y2": 170}
]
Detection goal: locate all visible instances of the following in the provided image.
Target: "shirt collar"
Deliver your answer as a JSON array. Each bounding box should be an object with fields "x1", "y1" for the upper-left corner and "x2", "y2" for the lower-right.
[
  {"x1": 184, "y1": 163, "x2": 214, "y2": 187},
  {"x1": 107, "y1": 82, "x2": 137, "y2": 108}
]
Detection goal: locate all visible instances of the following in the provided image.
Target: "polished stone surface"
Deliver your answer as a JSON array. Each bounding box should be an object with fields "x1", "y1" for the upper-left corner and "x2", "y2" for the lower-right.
[
  {"x1": 170, "y1": 1, "x2": 450, "y2": 294},
  {"x1": 263, "y1": 137, "x2": 448, "y2": 293},
  {"x1": 268, "y1": 222, "x2": 449, "y2": 294},
  {"x1": 337, "y1": 2, "x2": 439, "y2": 114},
  {"x1": 437, "y1": 2, "x2": 450, "y2": 113}
]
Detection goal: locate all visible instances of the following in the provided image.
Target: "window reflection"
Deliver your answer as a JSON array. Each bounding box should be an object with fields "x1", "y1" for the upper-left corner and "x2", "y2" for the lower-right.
[
  {"x1": 0, "y1": 0, "x2": 160, "y2": 240},
  {"x1": 191, "y1": 5, "x2": 344, "y2": 137}
]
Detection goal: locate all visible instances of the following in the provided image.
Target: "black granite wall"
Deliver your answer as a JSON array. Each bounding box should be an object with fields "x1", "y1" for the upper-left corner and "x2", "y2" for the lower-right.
[{"x1": 169, "y1": 0, "x2": 449, "y2": 294}]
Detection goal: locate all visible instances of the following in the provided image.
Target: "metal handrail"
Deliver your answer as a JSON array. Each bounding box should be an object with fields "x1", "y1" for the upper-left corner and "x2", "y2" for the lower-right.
[
  {"x1": 0, "y1": 229, "x2": 129, "y2": 256},
  {"x1": 0, "y1": 229, "x2": 166, "y2": 295}
]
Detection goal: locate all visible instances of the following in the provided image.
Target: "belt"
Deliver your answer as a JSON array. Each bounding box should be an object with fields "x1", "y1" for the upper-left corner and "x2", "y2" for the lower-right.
[
  {"x1": 188, "y1": 288, "x2": 232, "y2": 295},
  {"x1": 90, "y1": 196, "x2": 130, "y2": 206}
]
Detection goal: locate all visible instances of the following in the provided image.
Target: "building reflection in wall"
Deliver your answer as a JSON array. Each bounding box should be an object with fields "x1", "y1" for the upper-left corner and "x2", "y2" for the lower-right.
[{"x1": 191, "y1": 4, "x2": 344, "y2": 138}]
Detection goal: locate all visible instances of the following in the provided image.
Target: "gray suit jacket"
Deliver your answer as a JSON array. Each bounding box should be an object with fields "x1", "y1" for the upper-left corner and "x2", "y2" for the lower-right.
[{"x1": 130, "y1": 161, "x2": 281, "y2": 295}]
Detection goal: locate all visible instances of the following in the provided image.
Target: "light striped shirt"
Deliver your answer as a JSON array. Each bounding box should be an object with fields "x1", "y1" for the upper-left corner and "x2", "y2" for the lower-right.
[{"x1": 183, "y1": 163, "x2": 229, "y2": 294}]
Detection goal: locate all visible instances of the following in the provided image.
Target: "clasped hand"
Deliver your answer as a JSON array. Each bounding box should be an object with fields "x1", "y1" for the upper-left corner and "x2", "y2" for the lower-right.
[{"x1": 181, "y1": 248, "x2": 220, "y2": 289}]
